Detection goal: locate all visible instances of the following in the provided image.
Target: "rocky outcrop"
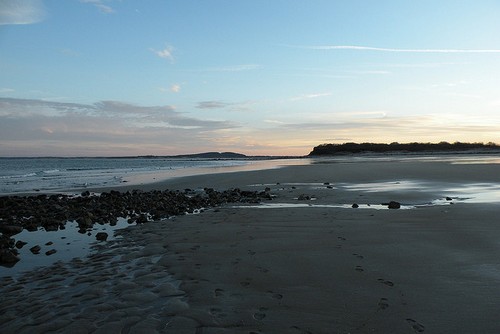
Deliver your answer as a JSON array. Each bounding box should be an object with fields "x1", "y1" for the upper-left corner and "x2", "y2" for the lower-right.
[{"x1": 0, "y1": 187, "x2": 273, "y2": 267}]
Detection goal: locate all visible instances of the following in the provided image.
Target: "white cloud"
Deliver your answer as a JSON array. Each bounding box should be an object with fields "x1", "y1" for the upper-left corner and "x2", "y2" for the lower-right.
[
  {"x1": 80, "y1": 0, "x2": 115, "y2": 14},
  {"x1": 0, "y1": 0, "x2": 46, "y2": 25},
  {"x1": 170, "y1": 84, "x2": 181, "y2": 93},
  {"x1": 152, "y1": 45, "x2": 175, "y2": 62},
  {"x1": 0, "y1": 88, "x2": 15, "y2": 94},
  {"x1": 294, "y1": 45, "x2": 500, "y2": 54},
  {"x1": 291, "y1": 92, "x2": 332, "y2": 101}
]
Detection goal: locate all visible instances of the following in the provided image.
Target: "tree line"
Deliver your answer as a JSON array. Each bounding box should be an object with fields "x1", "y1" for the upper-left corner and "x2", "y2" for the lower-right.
[{"x1": 309, "y1": 141, "x2": 500, "y2": 156}]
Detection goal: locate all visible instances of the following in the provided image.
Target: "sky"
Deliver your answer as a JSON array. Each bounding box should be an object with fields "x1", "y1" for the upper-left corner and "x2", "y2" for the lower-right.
[{"x1": 1, "y1": 0, "x2": 500, "y2": 157}]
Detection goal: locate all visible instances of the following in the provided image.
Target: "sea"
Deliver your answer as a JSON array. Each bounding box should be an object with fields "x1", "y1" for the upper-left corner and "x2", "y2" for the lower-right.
[{"x1": 0, "y1": 157, "x2": 305, "y2": 195}]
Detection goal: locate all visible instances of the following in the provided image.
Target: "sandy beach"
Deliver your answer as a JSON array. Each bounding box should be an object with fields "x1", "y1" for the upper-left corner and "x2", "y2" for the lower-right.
[{"x1": 1, "y1": 158, "x2": 500, "y2": 333}]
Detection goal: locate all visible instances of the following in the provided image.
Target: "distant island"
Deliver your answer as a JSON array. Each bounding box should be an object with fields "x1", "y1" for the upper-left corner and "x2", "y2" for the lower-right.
[{"x1": 309, "y1": 142, "x2": 500, "y2": 156}]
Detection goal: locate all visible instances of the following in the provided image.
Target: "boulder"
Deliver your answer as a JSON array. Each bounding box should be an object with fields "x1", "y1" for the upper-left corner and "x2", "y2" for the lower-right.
[
  {"x1": 96, "y1": 232, "x2": 108, "y2": 241},
  {"x1": 45, "y1": 249, "x2": 57, "y2": 256},
  {"x1": 387, "y1": 201, "x2": 401, "y2": 209},
  {"x1": 0, "y1": 249, "x2": 20, "y2": 266},
  {"x1": 30, "y1": 245, "x2": 41, "y2": 254}
]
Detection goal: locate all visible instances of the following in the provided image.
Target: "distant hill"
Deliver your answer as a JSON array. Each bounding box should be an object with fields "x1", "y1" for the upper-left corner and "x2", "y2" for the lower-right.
[
  {"x1": 171, "y1": 152, "x2": 248, "y2": 159},
  {"x1": 309, "y1": 142, "x2": 500, "y2": 156}
]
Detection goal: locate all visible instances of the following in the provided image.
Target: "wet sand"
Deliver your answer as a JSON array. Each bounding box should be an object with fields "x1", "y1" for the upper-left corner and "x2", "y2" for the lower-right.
[{"x1": 1, "y1": 159, "x2": 500, "y2": 333}]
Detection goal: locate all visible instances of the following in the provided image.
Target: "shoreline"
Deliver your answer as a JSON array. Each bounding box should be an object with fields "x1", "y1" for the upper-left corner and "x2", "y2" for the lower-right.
[{"x1": 1, "y1": 158, "x2": 500, "y2": 333}]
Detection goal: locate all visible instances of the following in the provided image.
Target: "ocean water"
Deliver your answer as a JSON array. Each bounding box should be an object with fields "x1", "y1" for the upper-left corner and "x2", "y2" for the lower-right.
[{"x1": 0, "y1": 157, "x2": 256, "y2": 195}]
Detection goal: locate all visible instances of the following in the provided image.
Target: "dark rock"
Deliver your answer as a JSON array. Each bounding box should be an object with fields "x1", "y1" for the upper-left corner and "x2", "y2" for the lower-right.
[
  {"x1": 15, "y1": 240, "x2": 27, "y2": 249},
  {"x1": 30, "y1": 245, "x2": 41, "y2": 254},
  {"x1": 0, "y1": 249, "x2": 20, "y2": 266},
  {"x1": 45, "y1": 241, "x2": 53, "y2": 246},
  {"x1": 446, "y1": 197, "x2": 453, "y2": 201},
  {"x1": 387, "y1": 201, "x2": 401, "y2": 209},
  {"x1": 0, "y1": 225, "x2": 23, "y2": 235},
  {"x1": 352, "y1": 203, "x2": 359, "y2": 208},
  {"x1": 298, "y1": 194, "x2": 310, "y2": 201},
  {"x1": 95, "y1": 232, "x2": 108, "y2": 241},
  {"x1": 45, "y1": 249, "x2": 57, "y2": 256}
]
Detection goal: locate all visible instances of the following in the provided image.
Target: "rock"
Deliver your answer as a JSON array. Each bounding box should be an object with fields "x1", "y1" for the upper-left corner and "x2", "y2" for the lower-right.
[
  {"x1": 0, "y1": 249, "x2": 20, "y2": 266},
  {"x1": 0, "y1": 225, "x2": 23, "y2": 235},
  {"x1": 45, "y1": 249, "x2": 57, "y2": 256},
  {"x1": 387, "y1": 201, "x2": 401, "y2": 209},
  {"x1": 95, "y1": 232, "x2": 108, "y2": 241},
  {"x1": 446, "y1": 197, "x2": 453, "y2": 201},
  {"x1": 30, "y1": 245, "x2": 41, "y2": 254},
  {"x1": 352, "y1": 203, "x2": 359, "y2": 208},
  {"x1": 298, "y1": 194, "x2": 311, "y2": 201},
  {"x1": 15, "y1": 240, "x2": 27, "y2": 249}
]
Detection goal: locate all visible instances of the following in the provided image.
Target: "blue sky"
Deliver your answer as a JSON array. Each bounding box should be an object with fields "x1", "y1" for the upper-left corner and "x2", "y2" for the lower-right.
[{"x1": 1, "y1": 0, "x2": 500, "y2": 156}]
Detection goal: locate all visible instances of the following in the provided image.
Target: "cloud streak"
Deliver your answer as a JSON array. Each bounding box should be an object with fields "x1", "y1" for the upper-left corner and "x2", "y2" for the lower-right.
[
  {"x1": 291, "y1": 92, "x2": 332, "y2": 101},
  {"x1": 151, "y1": 45, "x2": 175, "y2": 62},
  {"x1": 294, "y1": 45, "x2": 500, "y2": 54},
  {"x1": 0, "y1": 98, "x2": 238, "y2": 156},
  {"x1": 80, "y1": 0, "x2": 115, "y2": 14},
  {"x1": 0, "y1": 0, "x2": 46, "y2": 25}
]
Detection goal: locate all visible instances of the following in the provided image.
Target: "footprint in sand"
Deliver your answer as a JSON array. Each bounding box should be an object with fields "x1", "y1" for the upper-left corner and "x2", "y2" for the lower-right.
[
  {"x1": 253, "y1": 312, "x2": 266, "y2": 320},
  {"x1": 338, "y1": 236, "x2": 347, "y2": 241},
  {"x1": 248, "y1": 250, "x2": 256, "y2": 255},
  {"x1": 210, "y1": 307, "x2": 227, "y2": 319},
  {"x1": 378, "y1": 278, "x2": 394, "y2": 287},
  {"x1": 240, "y1": 281, "x2": 251, "y2": 287},
  {"x1": 406, "y1": 318, "x2": 425, "y2": 332},
  {"x1": 257, "y1": 266, "x2": 269, "y2": 273},
  {"x1": 355, "y1": 265, "x2": 364, "y2": 272},
  {"x1": 267, "y1": 290, "x2": 283, "y2": 300},
  {"x1": 214, "y1": 288, "x2": 224, "y2": 297},
  {"x1": 378, "y1": 298, "x2": 389, "y2": 310},
  {"x1": 290, "y1": 325, "x2": 313, "y2": 334},
  {"x1": 353, "y1": 253, "x2": 364, "y2": 259}
]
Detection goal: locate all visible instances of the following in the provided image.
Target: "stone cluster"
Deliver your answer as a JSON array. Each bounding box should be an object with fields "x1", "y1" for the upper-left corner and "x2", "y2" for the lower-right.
[{"x1": 0, "y1": 187, "x2": 272, "y2": 267}]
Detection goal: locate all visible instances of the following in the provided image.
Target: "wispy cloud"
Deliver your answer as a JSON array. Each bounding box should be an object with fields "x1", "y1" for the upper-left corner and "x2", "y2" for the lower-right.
[
  {"x1": 291, "y1": 92, "x2": 332, "y2": 101},
  {"x1": 196, "y1": 101, "x2": 231, "y2": 109},
  {"x1": 293, "y1": 45, "x2": 500, "y2": 54},
  {"x1": 0, "y1": 88, "x2": 15, "y2": 94},
  {"x1": 80, "y1": 0, "x2": 115, "y2": 14},
  {"x1": 0, "y1": 98, "x2": 235, "y2": 129},
  {"x1": 170, "y1": 84, "x2": 181, "y2": 93},
  {"x1": 0, "y1": 0, "x2": 46, "y2": 25},
  {"x1": 159, "y1": 84, "x2": 181, "y2": 93},
  {"x1": 204, "y1": 64, "x2": 261, "y2": 72},
  {"x1": 196, "y1": 100, "x2": 256, "y2": 112},
  {"x1": 0, "y1": 98, "x2": 238, "y2": 156},
  {"x1": 151, "y1": 45, "x2": 175, "y2": 62}
]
